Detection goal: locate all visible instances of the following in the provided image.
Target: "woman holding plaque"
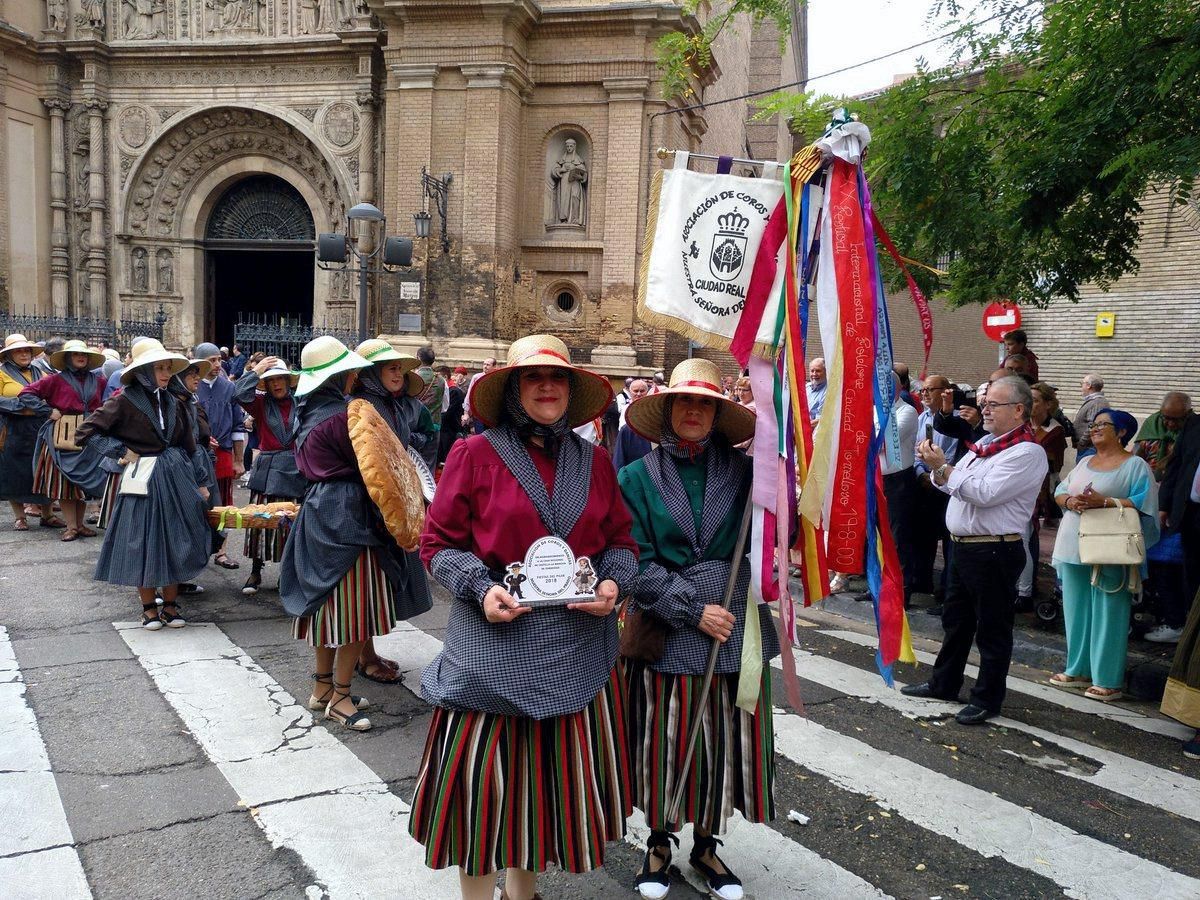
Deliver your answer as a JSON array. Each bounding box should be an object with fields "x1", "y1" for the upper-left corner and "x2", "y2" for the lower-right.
[
  {"x1": 412, "y1": 334, "x2": 637, "y2": 900},
  {"x1": 278, "y1": 336, "x2": 432, "y2": 732},
  {"x1": 619, "y1": 358, "x2": 777, "y2": 900}
]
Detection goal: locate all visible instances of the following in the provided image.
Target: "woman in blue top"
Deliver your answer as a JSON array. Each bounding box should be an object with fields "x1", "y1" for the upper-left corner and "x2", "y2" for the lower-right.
[{"x1": 1049, "y1": 408, "x2": 1159, "y2": 702}]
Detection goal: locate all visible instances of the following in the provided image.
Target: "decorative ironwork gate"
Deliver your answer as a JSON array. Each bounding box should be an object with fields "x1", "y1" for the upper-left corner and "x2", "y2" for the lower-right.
[
  {"x1": 233, "y1": 312, "x2": 358, "y2": 365},
  {"x1": 0, "y1": 304, "x2": 167, "y2": 351}
]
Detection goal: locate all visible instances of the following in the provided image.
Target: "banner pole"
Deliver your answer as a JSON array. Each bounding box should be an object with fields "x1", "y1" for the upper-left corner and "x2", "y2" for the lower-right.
[{"x1": 665, "y1": 494, "x2": 755, "y2": 828}]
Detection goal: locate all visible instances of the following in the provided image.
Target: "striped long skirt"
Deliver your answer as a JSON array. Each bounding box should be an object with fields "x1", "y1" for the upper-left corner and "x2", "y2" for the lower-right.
[
  {"x1": 32, "y1": 443, "x2": 87, "y2": 502},
  {"x1": 242, "y1": 490, "x2": 293, "y2": 564},
  {"x1": 408, "y1": 668, "x2": 632, "y2": 876},
  {"x1": 96, "y1": 471, "x2": 120, "y2": 530},
  {"x1": 292, "y1": 547, "x2": 398, "y2": 647},
  {"x1": 624, "y1": 660, "x2": 775, "y2": 835}
]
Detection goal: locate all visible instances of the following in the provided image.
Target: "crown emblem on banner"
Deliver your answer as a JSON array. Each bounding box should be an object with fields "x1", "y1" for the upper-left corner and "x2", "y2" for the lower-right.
[{"x1": 717, "y1": 209, "x2": 750, "y2": 235}]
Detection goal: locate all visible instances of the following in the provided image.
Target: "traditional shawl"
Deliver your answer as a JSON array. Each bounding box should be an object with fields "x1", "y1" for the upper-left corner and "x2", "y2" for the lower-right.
[
  {"x1": 295, "y1": 383, "x2": 346, "y2": 450},
  {"x1": 126, "y1": 371, "x2": 178, "y2": 446},
  {"x1": 61, "y1": 365, "x2": 100, "y2": 412},
  {"x1": 483, "y1": 423, "x2": 592, "y2": 539}
]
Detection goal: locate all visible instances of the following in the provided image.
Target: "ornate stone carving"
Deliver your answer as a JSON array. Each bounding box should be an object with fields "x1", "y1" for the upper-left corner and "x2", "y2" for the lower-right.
[
  {"x1": 157, "y1": 107, "x2": 185, "y2": 123},
  {"x1": 321, "y1": 100, "x2": 358, "y2": 148},
  {"x1": 207, "y1": 0, "x2": 267, "y2": 35},
  {"x1": 297, "y1": 0, "x2": 323, "y2": 34},
  {"x1": 120, "y1": 0, "x2": 164, "y2": 38},
  {"x1": 295, "y1": 106, "x2": 319, "y2": 121},
  {"x1": 118, "y1": 106, "x2": 154, "y2": 150},
  {"x1": 111, "y1": 64, "x2": 355, "y2": 87},
  {"x1": 120, "y1": 152, "x2": 136, "y2": 183},
  {"x1": 131, "y1": 247, "x2": 149, "y2": 292},
  {"x1": 125, "y1": 108, "x2": 346, "y2": 240},
  {"x1": 46, "y1": 0, "x2": 67, "y2": 32},
  {"x1": 156, "y1": 249, "x2": 174, "y2": 293},
  {"x1": 77, "y1": 0, "x2": 105, "y2": 29},
  {"x1": 547, "y1": 135, "x2": 589, "y2": 229}
]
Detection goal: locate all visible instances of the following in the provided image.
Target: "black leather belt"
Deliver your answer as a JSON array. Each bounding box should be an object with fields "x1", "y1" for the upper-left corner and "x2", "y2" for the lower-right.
[{"x1": 950, "y1": 533, "x2": 1022, "y2": 544}]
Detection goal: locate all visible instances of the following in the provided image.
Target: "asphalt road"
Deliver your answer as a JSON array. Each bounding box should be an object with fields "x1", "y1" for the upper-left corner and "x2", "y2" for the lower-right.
[{"x1": 3, "y1": 511, "x2": 1198, "y2": 900}]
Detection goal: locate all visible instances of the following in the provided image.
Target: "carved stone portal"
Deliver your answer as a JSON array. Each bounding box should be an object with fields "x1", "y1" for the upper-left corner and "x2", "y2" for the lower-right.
[{"x1": 546, "y1": 133, "x2": 589, "y2": 231}]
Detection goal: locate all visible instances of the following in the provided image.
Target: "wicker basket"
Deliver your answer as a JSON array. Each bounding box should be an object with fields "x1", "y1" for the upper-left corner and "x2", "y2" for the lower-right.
[{"x1": 208, "y1": 507, "x2": 296, "y2": 531}]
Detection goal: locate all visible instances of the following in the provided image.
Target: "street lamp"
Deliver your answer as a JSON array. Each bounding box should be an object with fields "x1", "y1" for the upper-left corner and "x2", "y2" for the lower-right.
[
  {"x1": 414, "y1": 168, "x2": 452, "y2": 254},
  {"x1": 317, "y1": 202, "x2": 413, "y2": 343}
]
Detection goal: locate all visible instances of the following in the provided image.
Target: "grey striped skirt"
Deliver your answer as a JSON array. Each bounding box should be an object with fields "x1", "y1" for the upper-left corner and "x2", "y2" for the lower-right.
[{"x1": 94, "y1": 447, "x2": 211, "y2": 588}]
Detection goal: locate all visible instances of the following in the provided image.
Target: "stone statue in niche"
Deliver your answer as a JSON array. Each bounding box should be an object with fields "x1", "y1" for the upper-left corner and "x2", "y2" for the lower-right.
[
  {"x1": 46, "y1": 0, "x2": 67, "y2": 32},
  {"x1": 156, "y1": 250, "x2": 173, "y2": 294},
  {"x1": 80, "y1": 0, "x2": 105, "y2": 28},
  {"x1": 548, "y1": 137, "x2": 588, "y2": 228},
  {"x1": 209, "y1": 0, "x2": 265, "y2": 33},
  {"x1": 122, "y1": 0, "x2": 163, "y2": 37},
  {"x1": 298, "y1": 0, "x2": 322, "y2": 33},
  {"x1": 132, "y1": 248, "x2": 149, "y2": 292}
]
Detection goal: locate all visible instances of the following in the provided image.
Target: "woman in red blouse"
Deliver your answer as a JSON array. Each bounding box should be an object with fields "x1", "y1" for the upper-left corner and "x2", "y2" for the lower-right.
[
  {"x1": 412, "y1": 334, "x2": 637, "y2": 900},
  {"x1": 18, "y1": 340, "x2": 107, "y2": 541}
]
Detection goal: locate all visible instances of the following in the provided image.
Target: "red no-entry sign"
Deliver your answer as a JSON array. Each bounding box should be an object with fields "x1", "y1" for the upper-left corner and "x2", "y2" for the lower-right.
[{"x1": 982, "y1": 301, "x2": 1021, "y2": 342}]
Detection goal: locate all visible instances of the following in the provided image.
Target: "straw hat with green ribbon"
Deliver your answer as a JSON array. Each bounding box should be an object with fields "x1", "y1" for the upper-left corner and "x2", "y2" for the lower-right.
[
  {"x1": 50, "y1": 339, "x2": 106, "y2": 372},
  {"x1": 119, "y1": 338, "x2": 191, "y2": 385},
  {"x1": 468, "y1": 334, "x2": 613, "y2": 429},
  {"x1": 259, "y1": 363, "x2": 301, "y2": 389},
  {"x1": 295, "y1": 335, "x2": 371, "y2": 397},
  {"x1": 625, "y1": 358, "x2": 755, "y2": 445},
  {"x1": 354, "y1": 338, "x2": 424, "y2": 397}
]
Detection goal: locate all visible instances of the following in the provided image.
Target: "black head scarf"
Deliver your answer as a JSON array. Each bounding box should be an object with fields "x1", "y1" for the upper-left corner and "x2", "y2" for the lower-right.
[
  {"x1": 498, "y1": 369, "x2": 575, "y2": 458},
  {"x1": 354, "y1": 365, "x2": 414, "y2": 447},
  {"x1": 295, "y1": 381, "x2": 347, "y2": 450},
  {"x1": 658, "y1": 395, "x2": 721, "y2": 462},
  {"x1": 60, "y1": 356, "x2": 100, "y2": 411}
]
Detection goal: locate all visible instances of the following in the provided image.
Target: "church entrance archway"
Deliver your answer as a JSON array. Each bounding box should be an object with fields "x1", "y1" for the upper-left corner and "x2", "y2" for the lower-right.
[{"x1": 204, "y1": 174, "x2": 316, "y2": 353}]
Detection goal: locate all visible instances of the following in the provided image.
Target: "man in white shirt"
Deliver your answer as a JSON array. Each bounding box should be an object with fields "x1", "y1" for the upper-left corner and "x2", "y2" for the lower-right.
[
  {"x1": 903, "y1": 376, "x2": 1047, "y2": 725},
  {"x1": 880, "y1": 373, "x2": 919, "y2": 606},
  {"x1": 806, "y1": 357, "x2": 827, "y2": 423}
]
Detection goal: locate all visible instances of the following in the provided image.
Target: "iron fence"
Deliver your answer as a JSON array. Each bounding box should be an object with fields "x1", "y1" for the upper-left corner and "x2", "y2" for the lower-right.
[
  {"x1": 233, "y1": 313, "x2": 359, "y2": 366},
  {"x1": 0, "y1": 305, "x2": 167, "y2": 351}
]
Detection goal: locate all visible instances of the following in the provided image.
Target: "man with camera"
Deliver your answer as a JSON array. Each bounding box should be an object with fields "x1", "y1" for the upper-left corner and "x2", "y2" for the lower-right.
[{"x1": 902, "y1": 376, "x2": 1048, "y2": 725}]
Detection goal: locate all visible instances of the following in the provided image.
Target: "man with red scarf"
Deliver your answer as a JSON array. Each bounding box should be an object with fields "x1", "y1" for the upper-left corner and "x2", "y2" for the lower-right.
[{"x1": 902, "y1": 376, "x2": 1047, "y2": 726}]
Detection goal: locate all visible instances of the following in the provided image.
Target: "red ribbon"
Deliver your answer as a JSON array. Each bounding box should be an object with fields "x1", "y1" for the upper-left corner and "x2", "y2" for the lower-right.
[
  {"x1": 731, "y1": 197, "x2": 789, "y2": 367},
  {"x1": 512, "y1": 348, "x2": 570, "y2": 365},
  {"x1": 675, "y1": 379, "x2": 721, "y2": 392}
]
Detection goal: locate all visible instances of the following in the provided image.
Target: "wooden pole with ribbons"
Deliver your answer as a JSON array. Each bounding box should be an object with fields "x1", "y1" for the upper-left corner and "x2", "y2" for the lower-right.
[{"x1": 665, "y1": 494, "x2": 755, "y2": 828}]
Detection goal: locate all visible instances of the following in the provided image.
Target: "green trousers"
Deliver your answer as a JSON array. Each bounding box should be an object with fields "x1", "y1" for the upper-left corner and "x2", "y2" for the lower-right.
[{"x1": 1057, "y1": 562, "x2": 1132, "y2": 690}]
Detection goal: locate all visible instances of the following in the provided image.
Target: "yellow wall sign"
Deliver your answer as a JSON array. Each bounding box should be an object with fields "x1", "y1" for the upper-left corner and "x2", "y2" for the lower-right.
[{"x1": 1095, "y1": 312, "x2": 1116, "y2": 338}]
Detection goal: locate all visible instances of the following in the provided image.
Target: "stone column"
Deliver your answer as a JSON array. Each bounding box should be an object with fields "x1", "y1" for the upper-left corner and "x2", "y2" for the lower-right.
[
  {"x1": 355, "y1": 91, "x2": 377, "y2": 205},
  {"x1": 594, "y1": 76, "x2": 649, "y2": 368},
  {"x1": 85, "y1": 99, "x2": 108, "y2": 318},
  {"x1": 43, "y1": 98, "x2": 71, "y2": 317}
]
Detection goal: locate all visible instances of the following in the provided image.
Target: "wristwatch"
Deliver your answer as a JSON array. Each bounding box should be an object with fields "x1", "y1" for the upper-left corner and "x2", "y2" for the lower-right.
[{"x1": 934, "y1": 463, "x2": 950, "y2": 484}]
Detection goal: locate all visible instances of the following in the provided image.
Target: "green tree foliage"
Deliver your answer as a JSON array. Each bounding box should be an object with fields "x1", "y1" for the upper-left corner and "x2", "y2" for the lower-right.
[{"x1": 662, "y1": 0, "x2": 1200, "y2": 306}]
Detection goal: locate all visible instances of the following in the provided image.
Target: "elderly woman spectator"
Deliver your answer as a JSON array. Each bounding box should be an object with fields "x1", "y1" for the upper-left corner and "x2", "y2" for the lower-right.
[
  {"x1": 412, "y1": 334, "x2": 636, "y2": 900},
  {"x1": 1050, "y1": 409, "x2": 1159, "y2": 701},
  {"x1": 278, "y1": 337, "x2": 432, "y2": 732},
  {"x1": 76, "y1": 339, "x2": 212, "y2": 629},
  {"x1": 18, "y1": 340, "x2": 109, "y2": 541},
  {"x1": 732, "y1": 375, "x2": 755, "y2": 452},
  {"x1": 0, "y1": 334, "x2": 56, "y2": 530},
  {"x1": 620, "y1": 358, "x2": 776, "y2": 900}
]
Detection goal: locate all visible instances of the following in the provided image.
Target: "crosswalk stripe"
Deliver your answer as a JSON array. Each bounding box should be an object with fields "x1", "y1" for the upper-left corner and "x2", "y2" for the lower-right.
[
  {"x1": 115, "y1": 622, "x2": 457, "y2": 899},
  {"x1": 773, "y1": 709, "x2": 1200, "y2": 899},
  {"x1": 776, "y1": 646, "x2": 1200, "y2": 824},
  {"x1": 375, "y1": 623, "x2": 893, "y2": 899},
  {"x1": 0, "y1": 625, "x2": 92, "y2": 900},
  {"x1": 820, "y1": 628, "x2": 1194, "y2": 740}
]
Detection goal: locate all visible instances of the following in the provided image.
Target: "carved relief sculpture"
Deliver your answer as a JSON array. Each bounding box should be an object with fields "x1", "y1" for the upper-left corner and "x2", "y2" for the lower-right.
[
  {"x1": 298, "y1": 0, "x2": 321, "y2": 33},
  {"x1": 152, "y1": 0, "x2": 168, "y2": 36},
  {"x1": 548, "y1": 137, "x2": 588, "y2": 228},
  {"x1": 46, "y1": 0, "x2": 67, "y2": 32},
  {"x1": 122, "y1": 0, "x2": 163, "y2": 37},
  {"x1": 208, "y1": 0, "x2": 266, "y2": 33},
  {"x1": 81, "y1": 0, "x2": 105, "y2": 28},
  {"x1": 156, "y1": 250, "x2": 174, "y2": 294},
  {"x1": 322, "y1": 101, "x2": 358, "y2": 148},
  {"x1": 132, "y1": 248, "x2": 149, "y2": 292},
  {"x1": 118, "y1": 107, "x2": 152, "y2": 150}
]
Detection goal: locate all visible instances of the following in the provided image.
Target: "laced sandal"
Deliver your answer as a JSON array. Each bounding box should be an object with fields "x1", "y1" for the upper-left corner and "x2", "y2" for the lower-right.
[
  {"x1": 325, "y1": 681, "x2": 372, "y2": 731},
  {"x1": 690, "y1": 834, "x2": 743, "y2": 900},
  {"x1": 60, "y1": 528, "x2": 80, "y2": 542},
  {"x1": 13, "y1": 519, "x2": 28, "y2": 531},
  {"x1": 141, "y1": 601, "x2": 163, "y2": 631},
  {"x1": 159, "y1": 602, "x2": 187, "y2": 629},
  {"x1": 40, "y1": 516, "x2": 66, "y2": 528},
  {"x1": 635, "y1": 830, "x2": 678, "y2": 900},
  {"x1": 213, "y1": 552, "x2": 240, "y2": 570},
  {"x1": 241, "y1": 573, "x2": 261, "y2": 596},
  {"x1": 307, "y1": 673, "x2": 368, "y2": 712},
  {"x1": 77, "y1": 525, "x2": 98, "y2": 537}
]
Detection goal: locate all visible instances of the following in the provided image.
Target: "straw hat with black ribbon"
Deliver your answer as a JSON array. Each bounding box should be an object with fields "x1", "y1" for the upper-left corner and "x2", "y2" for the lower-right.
[
  {"x1": 0, "y1": 334, "x2": 40, "y2": 361},
  {"x1": 625, "y1": 358, "x2": 755, "y2": 446},
  {"x1": 50, "y1": 339, "x2": 106, "y2": 372},
  {"x1": 119, "y1": 338, "x2": 191, "y2": 385},
  {"x1": 295, "y1": 335, "x2": 371, "y2": 397},
  {"x1": 354, "y1": 338, "x2": 424, "y2": 397},
  {"x1": 467, "y1": 334, "x2": 613, "y2": 429}
]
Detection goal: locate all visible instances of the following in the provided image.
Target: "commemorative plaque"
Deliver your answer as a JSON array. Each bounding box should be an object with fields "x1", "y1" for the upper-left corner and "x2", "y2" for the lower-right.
[{"x1": 505, "y1": 536, "x2": 598, "y2": 606}]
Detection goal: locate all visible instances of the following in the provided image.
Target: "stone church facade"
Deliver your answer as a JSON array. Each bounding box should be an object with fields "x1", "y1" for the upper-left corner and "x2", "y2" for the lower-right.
[{"x1": 0, "y1": 0, "x2": 802, "y2": 374}]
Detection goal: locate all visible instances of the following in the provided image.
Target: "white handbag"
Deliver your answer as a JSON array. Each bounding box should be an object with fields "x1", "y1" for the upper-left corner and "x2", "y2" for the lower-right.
[
  {"x1": 1077, "y1": 506, "x2": 1144, "y2": 594},
  {"x1": 119, "y1": 454, "x2": 158, "y2": 497}
]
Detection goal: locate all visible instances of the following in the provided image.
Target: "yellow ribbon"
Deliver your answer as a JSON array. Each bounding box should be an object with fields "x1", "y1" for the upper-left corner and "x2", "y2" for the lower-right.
[{"x1": 735, "y1": 595, "x2": 764, "y2": 713}]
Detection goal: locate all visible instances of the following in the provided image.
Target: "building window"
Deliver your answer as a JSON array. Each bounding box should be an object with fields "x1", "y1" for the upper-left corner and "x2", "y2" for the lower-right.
[{"x1": 556, "y1": 290, "x2": 577, "y2": 314}]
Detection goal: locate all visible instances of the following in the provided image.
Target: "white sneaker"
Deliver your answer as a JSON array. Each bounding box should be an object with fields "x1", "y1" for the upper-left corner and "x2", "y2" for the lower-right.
[{"x1": 1144, "y1": 625, "x2": 1183, "y2": 643}]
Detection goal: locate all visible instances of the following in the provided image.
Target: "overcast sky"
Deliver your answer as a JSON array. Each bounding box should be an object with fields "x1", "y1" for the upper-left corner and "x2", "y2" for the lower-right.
[{"x1": 806, "y1": 0, "x2": 990, "y2": 97}]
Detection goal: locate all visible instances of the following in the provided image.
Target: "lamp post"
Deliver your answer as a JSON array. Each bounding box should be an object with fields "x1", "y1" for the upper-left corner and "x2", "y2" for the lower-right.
[
  {"x1": 415, "y1": 168, "x2": 452, "y2": 254},
  {"x1": 316, "y1": 202, "x2": 414, "y2": 343}
]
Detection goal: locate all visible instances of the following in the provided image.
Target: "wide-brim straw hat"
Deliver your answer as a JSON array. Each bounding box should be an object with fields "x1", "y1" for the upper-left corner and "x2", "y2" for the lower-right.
[
  {"x1": 120, "y1": 338, "x2": 191, "y2": 384},
  {"x1": 180, "y1": 358, "x2": 214, "y2": 381},
  {"x1": 355, "y1": 338, "x2": 423, "y2": 397},
  {"x1": 469, "y1": 334, "x2": 613, "y2": 429},
  {"x1": 626, "y1": 358, "x2": 756, "y2": 445},
  {"x1": 50, "y1": 339, "x2": 106, "y2": 372},
  {"x1": 259, "y1": 364, "x2": 301, "y2": 389},
  {"x1": 295, "y1": 335, "x2": 371, "y2": 397},
  {"x1": 0, "y1": 333, "x2": 40, "y2": 360}
]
